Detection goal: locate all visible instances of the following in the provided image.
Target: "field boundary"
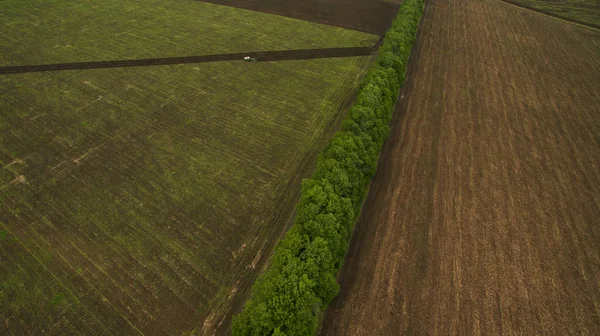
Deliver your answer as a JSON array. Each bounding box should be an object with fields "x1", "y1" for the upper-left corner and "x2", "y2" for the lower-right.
[
  {"x1": 497, "y1": 0, "x2": 600, "y2": 30},
  {"x1": 0, "y1": 47, "x2": 379, "y2": 75},
  {"x1": 319, "y1": 0, "x2": 430, "y2": 333},
  {"x1": 231, "y1": 0, "x2": 425, "y2": 334},
  {"x1": 211, "y1": 54, "x2": 376, "y2": 335}
]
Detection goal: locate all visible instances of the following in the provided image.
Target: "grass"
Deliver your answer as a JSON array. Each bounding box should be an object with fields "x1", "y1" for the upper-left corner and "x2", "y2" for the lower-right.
[
  {"x1": 503, "y1": 0, "x2": 600, "y2": 28},
  {"x1": 0, "y1": 1, "x2": 377, "y2": 334},
  {"x1": 0, "y1": 0, "x2": 374, "y2": 66},
  {"x1": 0, "y1": 55, "x2": 372, "y2": 335}
]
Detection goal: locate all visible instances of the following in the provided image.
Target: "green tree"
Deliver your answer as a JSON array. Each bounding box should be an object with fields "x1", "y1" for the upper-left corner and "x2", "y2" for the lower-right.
[{"x1": 232, "y1": 0, "x2": 424, "y2": 333}]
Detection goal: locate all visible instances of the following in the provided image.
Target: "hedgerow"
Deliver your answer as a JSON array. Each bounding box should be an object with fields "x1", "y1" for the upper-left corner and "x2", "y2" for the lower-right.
[{"x1": 232, "y1": 0, "x2": 424, "y2": 334}]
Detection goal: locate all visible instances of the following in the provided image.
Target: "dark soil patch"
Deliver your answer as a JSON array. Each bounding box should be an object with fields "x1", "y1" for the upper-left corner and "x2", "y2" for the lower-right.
[
  {"x1": 0, "y1": 47, "x2": 376, "y2": 75},
  {"x1": 195, "y1": 0, "x2": 400, "y2": 35},
  {"x1": 498, "y1": 0, "x2": 600, "y2": 29}
]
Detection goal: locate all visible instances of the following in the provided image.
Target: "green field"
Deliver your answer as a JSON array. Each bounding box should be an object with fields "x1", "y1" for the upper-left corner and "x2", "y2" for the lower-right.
[
  {"x1": 0, "y1": 0, "x2": 373, "y2": 66},
  {"x1": 0, "y1": 0, "x2": 375, "y2": 334},
  {"x1": 506, "y1": 0, "x2": 600, "y2": 27}
]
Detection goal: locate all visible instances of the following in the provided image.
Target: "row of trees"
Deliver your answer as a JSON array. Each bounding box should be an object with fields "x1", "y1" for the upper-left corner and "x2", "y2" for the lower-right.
[{"x1": 232, "y1": 0, "x2": 424, "y2": 334}]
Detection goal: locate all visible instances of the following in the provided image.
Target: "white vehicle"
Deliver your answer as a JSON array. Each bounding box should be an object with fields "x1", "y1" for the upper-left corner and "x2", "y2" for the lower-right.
[{"x1": 243, "y1": 56, "x2": 256, "y2": 62}]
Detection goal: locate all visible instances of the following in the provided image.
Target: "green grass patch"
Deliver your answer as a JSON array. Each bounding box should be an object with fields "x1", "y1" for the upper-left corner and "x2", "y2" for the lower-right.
[
  {"x1": 50, "y1": 293, "x2": 65, "y2": 305},
  {"x1": 0, "y1": 1, "x2": 377, "y2": 333},
  {"x1": 0, "y1": 0, "x2": 374, "y2": 66},
  {"x1": 0, "y1": 56, "x2": 372, "y2": 334},
  {"x1": 0, "y1": 236, "x2": 100, "y2": 334},
  {"x1": 506, "y1": 0, "x2": 600, "y2": 28}
]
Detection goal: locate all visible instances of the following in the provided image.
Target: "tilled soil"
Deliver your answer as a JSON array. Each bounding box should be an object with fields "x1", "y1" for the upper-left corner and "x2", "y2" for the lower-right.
[
  {"x1": 321, "y1": 0, "x2": 600, "y2": 335},
  {"x1": 195, "y1": 0, "x2": 400, "y2": 35}
]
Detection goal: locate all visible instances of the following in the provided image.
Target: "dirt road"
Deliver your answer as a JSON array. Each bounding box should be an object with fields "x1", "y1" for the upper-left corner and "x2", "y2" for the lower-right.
[
  {"x1": 321, "y1": 0, "x2": 600, "y2": 335},
  {"x1": 0, "y1": 46, "x2": 376, "y2": 75}
]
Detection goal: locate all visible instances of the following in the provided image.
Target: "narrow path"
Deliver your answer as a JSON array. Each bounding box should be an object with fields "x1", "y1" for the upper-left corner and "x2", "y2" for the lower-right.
[{"x1": 0, "y1": 46, "x2": 375, "y2": 75}]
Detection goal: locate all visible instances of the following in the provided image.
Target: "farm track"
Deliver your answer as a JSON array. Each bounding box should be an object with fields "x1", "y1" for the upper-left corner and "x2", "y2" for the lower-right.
[
  {"x1": 0, "y1": 47, "x2": 376, "y2": 75},
  {"x1": 322, "y1": 0, "x2": 600, "y2": 335},
  {"x1": 195, "y1": 0, "x2": 399, "y2": 35},
  {"x1": 497, "y1": 0, "x2": 600, "y2": 29}
]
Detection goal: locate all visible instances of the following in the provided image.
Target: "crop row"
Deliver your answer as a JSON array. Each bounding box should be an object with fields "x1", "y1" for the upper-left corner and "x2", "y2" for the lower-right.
[{"x1": 231, "y1": 0, "x2": 425, "y2": 334}]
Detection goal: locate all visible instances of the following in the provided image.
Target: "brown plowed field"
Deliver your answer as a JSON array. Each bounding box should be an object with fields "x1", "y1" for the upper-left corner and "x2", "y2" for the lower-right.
[
  {"x1": 0, "y1": 47, "x2": 376, "y2": 75},
  {"x1": 195, "y1": 0, "x2": 399, "y2": 35},
  {"x1": 322, "y1": 0, "x2": 600, "y2": 335}
]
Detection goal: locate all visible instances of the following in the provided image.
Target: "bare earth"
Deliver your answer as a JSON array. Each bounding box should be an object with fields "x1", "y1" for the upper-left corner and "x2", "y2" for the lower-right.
[
  {"x1": 195, "y1": 0, "x2": 399, "y2": 35},
  {"x1": 321, "y1": 0, "x2": 600, "y2": 335}
]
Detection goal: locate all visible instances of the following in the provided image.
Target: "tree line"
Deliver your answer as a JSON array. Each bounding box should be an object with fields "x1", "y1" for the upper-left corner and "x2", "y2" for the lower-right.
[{"x1": 232, "y1": 0, "x2": 425, "y2": 334}]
